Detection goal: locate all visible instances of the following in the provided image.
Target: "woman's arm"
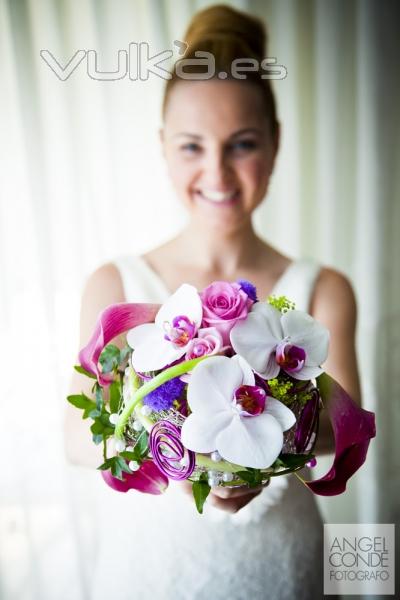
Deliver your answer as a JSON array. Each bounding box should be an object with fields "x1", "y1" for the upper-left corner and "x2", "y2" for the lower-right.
[
  {"x1": 64, "y1": 263, "x2": 125, "y2": 468},
  {"x1": 310, "y1": 267, "x2": 362, "y2": 455}
]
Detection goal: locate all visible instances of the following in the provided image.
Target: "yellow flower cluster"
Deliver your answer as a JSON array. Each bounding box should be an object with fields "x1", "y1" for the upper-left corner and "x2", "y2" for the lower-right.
[
  {"x1": 267, "y1": 377, "x2": 313, "y2": 407},
  {"x1": 267, "y1": 294, "x2": 296, "y2": 313}
]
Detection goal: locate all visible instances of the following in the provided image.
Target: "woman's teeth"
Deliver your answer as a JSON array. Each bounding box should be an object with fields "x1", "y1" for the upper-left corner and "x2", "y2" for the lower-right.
[{"x1": 198, "y1": 190, "x2": 238, "y2": 203}]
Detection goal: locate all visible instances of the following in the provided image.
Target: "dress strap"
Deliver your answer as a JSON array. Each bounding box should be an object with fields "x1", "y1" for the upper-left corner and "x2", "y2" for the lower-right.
[
  {"x1": 272, "y1": 258, "x2": 321, "y2": 312},
  {"x1": 112, "y1": 254, "x2": 170, "y2": 303}
]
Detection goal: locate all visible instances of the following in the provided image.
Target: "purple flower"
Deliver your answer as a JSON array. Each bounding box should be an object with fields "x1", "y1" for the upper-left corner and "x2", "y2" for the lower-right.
[
  {"x1": 237, "y1": 279, "x2": 258, "y2": 302},
  {"x1": 143, "y1": 376, "x2": 186, "y2": 411},
  {"x1": 200, "y1": 281, "x2": 254, "y2": 345},
  {"x1": 294, "y1": 389, "x2": 320, "y2": 453},
  {"x1": 184, "y1": 327, "x2": 224, "y2": 360},
  {"x1": 304, "y1": 373, "x2": 376, "y2": 496},
  {"x1": 101, "y1": 460, "x2": 168, "y2": 494}
]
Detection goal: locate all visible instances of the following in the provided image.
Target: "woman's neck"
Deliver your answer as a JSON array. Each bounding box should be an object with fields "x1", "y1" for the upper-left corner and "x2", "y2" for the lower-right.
[{"x1": 172, "y1": 220, "x2": 268, "y2": 275}]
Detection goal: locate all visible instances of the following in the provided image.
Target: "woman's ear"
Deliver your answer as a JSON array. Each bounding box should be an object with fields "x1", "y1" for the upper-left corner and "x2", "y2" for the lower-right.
[
  {"x1": 270, "y1": 121, "x2": 281, "y2": 172},
  {"x1": 159, "y1": 128, "x2": 165, "y2": 157},
  {"x1": 273, "y1": 121, "x2": 280, "y2": 157}
]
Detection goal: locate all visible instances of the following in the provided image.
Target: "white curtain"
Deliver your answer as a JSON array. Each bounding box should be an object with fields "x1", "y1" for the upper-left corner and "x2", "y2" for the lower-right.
[{"x1": 1, "y1": 0, "x2": 399, "y2": 598}]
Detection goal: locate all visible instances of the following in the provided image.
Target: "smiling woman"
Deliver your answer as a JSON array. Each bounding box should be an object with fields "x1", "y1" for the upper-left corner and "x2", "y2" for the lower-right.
[
  {"x1": 160, "y1": 79, "x2": 278, "y2": 231},
  {"x1": 64, "y1": 4, "x2": 358, "y2": 600}
]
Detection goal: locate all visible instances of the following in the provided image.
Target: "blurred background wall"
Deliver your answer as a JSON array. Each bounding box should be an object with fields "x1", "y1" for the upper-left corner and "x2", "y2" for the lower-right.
[{"x1": 0, "y1": 0, "x2": 399, "y2": 598}]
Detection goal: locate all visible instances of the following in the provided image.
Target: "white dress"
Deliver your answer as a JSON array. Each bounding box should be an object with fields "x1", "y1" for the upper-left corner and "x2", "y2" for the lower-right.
[{"x1": 89, "y1": 254, "x2": 325, "y2": 600}]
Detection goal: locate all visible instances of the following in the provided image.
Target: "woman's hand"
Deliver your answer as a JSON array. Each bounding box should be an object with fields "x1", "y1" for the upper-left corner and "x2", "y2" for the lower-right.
[{"x1": 178, "y1": 479, "x2": 270, "y2": 514}]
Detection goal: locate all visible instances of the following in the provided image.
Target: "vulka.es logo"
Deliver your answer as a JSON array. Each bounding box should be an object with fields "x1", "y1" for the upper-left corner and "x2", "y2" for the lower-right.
[{"x1": 40, "y1": 41, "x2": 287, "y2": 82}]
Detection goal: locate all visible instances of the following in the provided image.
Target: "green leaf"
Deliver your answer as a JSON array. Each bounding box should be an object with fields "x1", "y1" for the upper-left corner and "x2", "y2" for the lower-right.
[
  {"x1": 103, "y1": 427, "x2": 115, "y2": 437},
  {"x1": 92, "y1": 434, "x2": 103, "y2": 445},
  {"x1": 99, "y1": 344, "x2": 121, "y2": 374},
  {"x1": 95, "y1": 384, "x2": 104, "y2": 412},
  {"x1": 100, "y1": 413, "x2": 112, "y2": 426},
  {"x1": 90, "y1": 421, "x2": 104, "y2": 435},
  {"x1": 115, "y1": 456, "x2": 133, "y2": 475},
  {"x1": 88, "y1": 408, "x2": 101, "y2": 419},
  {"x1": 74, "y1": 365, "x2": 97, "y2": 379},
  {"x1": 236, "y1": 469, "x2": 262, "y2": 487},
  {"x1": 192, "y1": 479, "x2": 211, "y2": 514},
  {"x1": 135, "y1": 430, "x2": 149, "y2": 458},
  {"x1": 120, "y1": 346, "x2": 131, "y2": 364},
  {"x1": 97, "y1": 458, "x2": 114, "y2": 470},
  {"x1": 111, "y1": 459, "x2": 122, "y2": 479},
  {"x1": 119, "y1": 450, "x2": 141, "y2": 462},
  {"x1": 67, "y1": 394, "x2": 95, "y2": 410},
  {"x1": 109, "y1": 381, "x2": 121, "y2": 414},
  {"x1": 277, "y1": 454, "x2": 312, "y2": 470}
]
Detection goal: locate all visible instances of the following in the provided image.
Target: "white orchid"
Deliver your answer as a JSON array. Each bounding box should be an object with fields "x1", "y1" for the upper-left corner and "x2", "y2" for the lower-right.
[
  {"x1": 181, "y1": 355, "x2": 296, "y2": 469},
  {"x1": 127, "y1": 284, "x2": 203, "y2": 372},
  {"x1": 230, "y1": 302, "x2": 329, "y2": 381}
]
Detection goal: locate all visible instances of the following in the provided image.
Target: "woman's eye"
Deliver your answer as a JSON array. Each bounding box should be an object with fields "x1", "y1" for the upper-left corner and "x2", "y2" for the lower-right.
[
  {"x1": 181, "y1": 143, "x2": 201, "y2": 153},
  {"x1": 231, "y1": 139, "x2": 257, "y2": 152}
]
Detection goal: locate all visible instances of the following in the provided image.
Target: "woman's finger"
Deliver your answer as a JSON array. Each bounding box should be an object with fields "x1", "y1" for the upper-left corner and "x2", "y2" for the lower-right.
[
  {"x1": 210, "y1": 479, "x2": 270, "y2": 499},
  {"x1": 207, "y1": 488, "x2": 263, "y2": 513}
]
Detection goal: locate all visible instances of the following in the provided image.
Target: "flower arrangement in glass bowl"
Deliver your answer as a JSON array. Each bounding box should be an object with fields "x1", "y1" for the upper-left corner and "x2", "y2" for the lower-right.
[{"x1": 68, "y1": 280, "x2": 376, "y2": 513}]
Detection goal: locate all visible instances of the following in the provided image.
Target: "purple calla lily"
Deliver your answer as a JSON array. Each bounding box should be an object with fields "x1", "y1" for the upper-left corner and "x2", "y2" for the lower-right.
[
  {"x1": 101, "y1": 460, "x2": 168, "y2": 494},
  {"x1": 303, "y1": 373, "x2": 376, "y2": 495},
  {"x1": 78, "y1": 302, "x2": 160, "y2": 386}
]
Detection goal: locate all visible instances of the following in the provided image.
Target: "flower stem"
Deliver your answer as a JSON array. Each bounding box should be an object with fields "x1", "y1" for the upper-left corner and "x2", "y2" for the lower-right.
[{"x1": 115, "y1": 356, "x2": 208, "y2": 438}]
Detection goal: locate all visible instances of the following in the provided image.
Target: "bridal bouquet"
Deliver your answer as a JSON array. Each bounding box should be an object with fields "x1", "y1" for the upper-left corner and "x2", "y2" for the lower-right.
[{"x1": 68, "y1": 279, "x2": 375, "y2": 513}]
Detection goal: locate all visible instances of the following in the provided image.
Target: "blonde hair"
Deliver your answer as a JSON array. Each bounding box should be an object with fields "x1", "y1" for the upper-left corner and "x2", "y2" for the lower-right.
[{"x1": 162, "y1": 4, "x2": 279, "y2": 137}]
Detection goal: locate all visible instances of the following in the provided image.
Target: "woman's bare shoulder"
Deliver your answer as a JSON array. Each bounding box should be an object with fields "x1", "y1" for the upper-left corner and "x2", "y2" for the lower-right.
[
  {"x1": 310, "y1": 265, "x2": 358, "y2": 332},
  {"x1": 83, "y1": 262, "x2": 125, "y2": 303},
  {"x1": 312, "y1": 266, "x2": 357, "y2": 308},
  {"x1": 79, "y1": 262, "x2": 125, "y2": 345}
]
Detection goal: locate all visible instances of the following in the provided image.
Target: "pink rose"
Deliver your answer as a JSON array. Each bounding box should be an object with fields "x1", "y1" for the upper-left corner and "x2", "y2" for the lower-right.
[
  {"x1": 200, "y1": 281, "x2": 254, "y2": 345},
  {"x1": 185, "y1": 327, "x2": 224, "y2": 360}
]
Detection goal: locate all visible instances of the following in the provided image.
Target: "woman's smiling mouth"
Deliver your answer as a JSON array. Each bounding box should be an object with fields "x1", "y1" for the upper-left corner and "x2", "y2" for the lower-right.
[{"x1": 195, "y1": 189, "x2": 240, "y2": 205}]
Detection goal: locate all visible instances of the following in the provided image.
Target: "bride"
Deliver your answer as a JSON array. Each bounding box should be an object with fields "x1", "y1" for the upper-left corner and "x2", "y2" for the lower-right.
[{"x1": 65, "y1": 4, "x2": 360, "y2": 598}]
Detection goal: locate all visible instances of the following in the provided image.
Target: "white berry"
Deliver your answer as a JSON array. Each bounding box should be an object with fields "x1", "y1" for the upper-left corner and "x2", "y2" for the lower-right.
[
  {"x1": 140, "y1": 405, "x2": 152, "y2": 416},
  {"x1": 115, "y1": 439, "x2": 126, "y2": 452},
  {"x1": 211, "y1": 451, "x2": 222, "y2": 462},
  {"x1": 109, "y1": 413, "x2": 119, "y2": 425}
]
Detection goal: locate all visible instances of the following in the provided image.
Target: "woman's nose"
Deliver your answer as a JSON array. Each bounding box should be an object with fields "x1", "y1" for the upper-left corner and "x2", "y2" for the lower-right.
[{"x1": 201, "y1": 148, "x2": 233, "y2": 188}]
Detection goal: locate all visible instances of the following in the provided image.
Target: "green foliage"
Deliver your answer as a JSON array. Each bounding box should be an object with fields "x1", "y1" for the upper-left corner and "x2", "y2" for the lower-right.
[
  {"x1": 98, "y1": 343, "x2": 131, "y2": 374},
  {"x1": 68, "y1": 383, "x2": 117, "y2": 457},
  {"x1": 119, "y1": 431, "x2": 149, "y2": 464},
  {"x1": 192, "y1": 473, "x2": 211, "y2": 514},
  {"x1": 236, "y1": 468, "x2": 263, "y2": 487},
  {"x1": 97, "y1": 455, "x2": 133, "y2": 479},
  {"x1": 94, "y1": 383, "x2": 104, "y2": 412},
  {"x1": 74, "y1": 365, "x2": 96, "y2": 379},
  {"x1": 69, "y1": 345, "x2": 135, "y2": 463},
  {"x1": 109, "y1": 381, "x2": 121, "y2": 414},
  {"x1": 135, "y1": 430, "x2": 149, "y2": 458},
  {"x1": 119, "y1": 345, "x2": 131, "y2": 364},
  {"x1": 99, "y1": 344, "x2": 121, "y2": 374},
  {"x1": 274, "y1": 453, "x2": 313, "y2": 470},
  {"x1": 67, "y1": 394, "x2": 97, "y2": 419}
]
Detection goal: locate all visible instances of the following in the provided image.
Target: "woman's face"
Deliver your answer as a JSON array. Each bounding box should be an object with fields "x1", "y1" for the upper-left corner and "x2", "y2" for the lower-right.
[{"x1": 161, "y1": 79, "x2": 279, "y2": 232}]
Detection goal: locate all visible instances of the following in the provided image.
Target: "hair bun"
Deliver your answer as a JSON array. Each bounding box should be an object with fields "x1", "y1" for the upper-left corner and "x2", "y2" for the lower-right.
[
  {"x1": 183, "y1": 4, "x2": 267, "y2": 63},
  {"x1": 162, "y1": 4, "x2": 278, "y2": 138}
]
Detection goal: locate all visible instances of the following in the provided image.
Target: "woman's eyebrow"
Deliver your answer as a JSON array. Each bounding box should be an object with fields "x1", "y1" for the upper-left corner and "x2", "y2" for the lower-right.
[
  {"x1": 173, "y1": 127, "x2": 261, "y2": 140},
  {"x1": 173, "y1": 132, "x2": 202, "y2": 139},
  {"x1": 230, "y1": 127, "x2": 261, "y2": 138}
]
